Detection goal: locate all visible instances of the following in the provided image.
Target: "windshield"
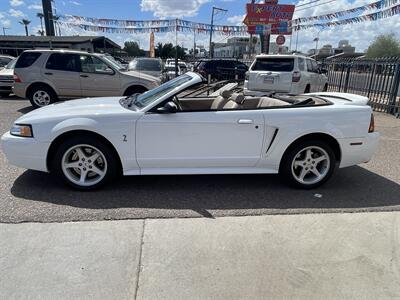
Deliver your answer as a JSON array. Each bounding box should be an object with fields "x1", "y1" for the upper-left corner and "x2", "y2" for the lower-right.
[
  {"x1": 129, "y1": 59, "x2": 162, "y2": 72},
  {"x1": 5, "y1": 59, "x2": 16, "y2": 69},
  {"x1": 252, "y1": 58, "x2": 294, "y2": 72},
  {"x1": 102, "y1": 56, "x2": 125, "y2": 71},
  {"x1": 127, "y1": 74, "x2": 192, "y2": 109}
]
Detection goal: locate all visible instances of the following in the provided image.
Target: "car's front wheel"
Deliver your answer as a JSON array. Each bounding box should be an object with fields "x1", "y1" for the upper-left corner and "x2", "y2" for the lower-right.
[
  {"x1": 51, "y1": 136, "x2": 119, "y2": 190},
  {"x1": 280, "y1": 140, "x2": 336, "y2": 189}
]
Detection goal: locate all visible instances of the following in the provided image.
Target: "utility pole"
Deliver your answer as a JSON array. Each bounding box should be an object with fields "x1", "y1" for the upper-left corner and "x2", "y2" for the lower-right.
[
  {"x1": 42, "y1": 0, "x2": 55, "y2": 36},
  {"x1": 175, "y1": 19, "x2": 179, "y2": 77},
  {"x1": 209, "y1": 6, "x2": 227, "y2": 59}
]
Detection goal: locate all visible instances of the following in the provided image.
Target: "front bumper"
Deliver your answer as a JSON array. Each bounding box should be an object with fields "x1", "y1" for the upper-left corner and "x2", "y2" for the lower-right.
[
  {"x1": 1, "y1": 132, "x2": 50, "y2": 172},
  {"x1": 339, "y1": 132, "x2": 380, "y2": 168}
]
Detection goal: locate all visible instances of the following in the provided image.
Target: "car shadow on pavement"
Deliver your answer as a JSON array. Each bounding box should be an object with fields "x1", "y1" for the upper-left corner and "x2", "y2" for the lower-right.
[{"x1": 10, "y1": 165, "x2": 400, "y2": 217}]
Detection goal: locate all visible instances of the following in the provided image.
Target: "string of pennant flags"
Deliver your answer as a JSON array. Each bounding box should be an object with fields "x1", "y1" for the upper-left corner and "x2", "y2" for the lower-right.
[
  {"x1": 59, "y1": 1, "x2": 400, "y2": 35},
  {"x1": 292, "y1": 0, "x2": 398, "y2": 24}
]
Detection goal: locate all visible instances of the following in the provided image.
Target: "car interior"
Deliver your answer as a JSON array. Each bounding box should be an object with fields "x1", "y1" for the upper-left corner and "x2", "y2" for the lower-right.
[{"x1": 170, "y1": 89, "x2": 328, "y2": 112}]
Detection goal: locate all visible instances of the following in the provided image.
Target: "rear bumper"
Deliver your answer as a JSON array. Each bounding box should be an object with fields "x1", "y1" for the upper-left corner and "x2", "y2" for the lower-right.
[
  {"x1": 12, "y1": 82, "x2": 29, "y2": 98},
  {"x1": 1, "y1": 131, "x2": 50, "y2": 172},
  {"x1": 339, "y1": 132, "x2": 380, "y2": 168}
]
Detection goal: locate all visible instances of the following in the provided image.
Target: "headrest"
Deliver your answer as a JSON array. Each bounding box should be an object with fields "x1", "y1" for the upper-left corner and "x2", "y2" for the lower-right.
[
  {"x1": 220, "y1": 89, "x2": 233, "y2": 99},
  {"x1": 230, "y1": 93, "x2": 245, "y2": 104}
]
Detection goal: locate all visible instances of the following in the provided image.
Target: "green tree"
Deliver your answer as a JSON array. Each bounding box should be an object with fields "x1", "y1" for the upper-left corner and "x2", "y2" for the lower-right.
[
  {"x1": 155, "y1": 43, "x2": 186, "y2": 59},
  {"x1": 366, "y1": 34, "x2": 400, "y2": 58},
  {"x1": 123, "y1": 41, "x2": 145, "y2": 57}
]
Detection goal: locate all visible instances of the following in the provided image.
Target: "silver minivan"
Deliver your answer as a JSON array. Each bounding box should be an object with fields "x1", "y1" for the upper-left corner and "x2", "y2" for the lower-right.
[{"x1": 13, "y1": 49, "x2": 160, "y2": 108}]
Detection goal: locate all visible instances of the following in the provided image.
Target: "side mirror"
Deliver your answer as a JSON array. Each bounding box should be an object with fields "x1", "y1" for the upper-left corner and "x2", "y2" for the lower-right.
[{"x1": 156, "y1": 101, "x2": 178, "y2": 114}]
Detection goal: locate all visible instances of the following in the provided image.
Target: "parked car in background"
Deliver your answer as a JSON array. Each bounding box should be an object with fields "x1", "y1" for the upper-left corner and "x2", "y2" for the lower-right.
[
  {"x1": 0, "y1": 58, "x2": 16, "y2": 97},
  {"x1": 128, "y1": 58, "x2": 163, "y2": 79},
  {"x1": 13, "y1": 50, "x2": 160, "y2": 108},
  {"x1": 166, "y1": 59, "x2": 188, "y2": 73},
  {"x1": 0, "y1": 55, "x2": 15, "y2": 69},
  {"x1": 194, "y1": 59, "x2": 248, "y2": 81},
  {"x1": 162, "y1": 64, "x2": 181, "y2": 82},
  {"x1": 1, "y1": 72, "x2": 379, "y2": 190},
  {"x1": 244, "y1": 54, "x2": 328, "y2": 96}
]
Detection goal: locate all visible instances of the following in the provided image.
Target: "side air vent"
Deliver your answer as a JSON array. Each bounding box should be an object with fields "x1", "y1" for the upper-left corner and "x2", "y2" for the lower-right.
[{"x1": 266, "y1": 129, "x2": 279, "y2": 154}]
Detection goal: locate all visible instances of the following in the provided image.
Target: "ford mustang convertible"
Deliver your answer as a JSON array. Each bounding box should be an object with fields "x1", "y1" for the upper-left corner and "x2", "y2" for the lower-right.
[{"x1": 1, "y1": 72, "x2": 379, "y2": 190}]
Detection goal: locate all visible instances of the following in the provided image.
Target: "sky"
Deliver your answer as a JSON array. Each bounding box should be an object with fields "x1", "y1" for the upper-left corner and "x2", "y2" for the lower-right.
[{"x1": 0, "y1": 0, "x2": 399, "y2": 53}]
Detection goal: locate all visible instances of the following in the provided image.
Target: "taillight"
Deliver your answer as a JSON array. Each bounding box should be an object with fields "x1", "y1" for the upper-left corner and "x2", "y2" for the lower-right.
[
  {"x1": 292, "y1": 71, "x2": 301, "y2": 83},
  {"x1": 369, "y1": 114, "x2": 375, "y2": 133},
  {"x1": 13, "y1": 74, "x2": 21, "y2": 83}
]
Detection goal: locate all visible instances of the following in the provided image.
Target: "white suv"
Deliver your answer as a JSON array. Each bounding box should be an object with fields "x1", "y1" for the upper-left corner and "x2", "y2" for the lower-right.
[
  {"x1": 244, "y1": 54, "x2": 328, "y2": 96},
  {"x1": 13, "y1": 49, "x2": 160, "y2": 108}
]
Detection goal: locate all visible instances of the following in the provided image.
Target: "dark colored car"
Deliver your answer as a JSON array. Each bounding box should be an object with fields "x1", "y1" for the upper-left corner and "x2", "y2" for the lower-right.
[{"x1": 194, "y1": 59, "x2": 248, "y2": 81}]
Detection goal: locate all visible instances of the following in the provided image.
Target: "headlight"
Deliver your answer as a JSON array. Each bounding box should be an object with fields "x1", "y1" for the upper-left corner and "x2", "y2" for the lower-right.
[{"x1": 10, "y1": 124, "x2": 33, "y2": 137}]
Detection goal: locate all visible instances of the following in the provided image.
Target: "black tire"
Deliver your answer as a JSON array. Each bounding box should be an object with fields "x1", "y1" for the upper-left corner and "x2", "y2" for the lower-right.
[
  {"x1": 304, "y1": 85, "x2": 311, "y2": 93},
  {"x1": 27, "y1": 85, "x2": 57, "y2": 109},
  {"x1": 51, "y1": 135, "x2": 119, "y2": 191},
  {"x1": 280, "y1": 140, "x2": 336, "y2": 189},
  {"x1": 0, "y1": 92, "x2": 10, "y2": 98},
  {"x1": 123, "y1": 86, "x2": 148, "y2": 96},
  {"x1": 323, "y1": 84, "x2": 328, "y2": 92}
]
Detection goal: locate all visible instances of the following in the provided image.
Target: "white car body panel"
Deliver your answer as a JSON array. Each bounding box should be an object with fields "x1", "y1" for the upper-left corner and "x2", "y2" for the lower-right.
[{"x1": 1, "y1": 72, "x2": 379, "y2": 179}]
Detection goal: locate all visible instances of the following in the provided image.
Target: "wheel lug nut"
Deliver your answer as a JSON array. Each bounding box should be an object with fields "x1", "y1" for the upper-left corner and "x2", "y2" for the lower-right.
[
  {"x1": 83, "y1": 168, "x2": 86, "y2": 171},
  {"x1": 88, "y1": 160, "x2": 91, "y2": 163},
  {"x1": 89, "y1": 166, "x2": 92, "y2": 169},
  {"x1": 79, "y1": 163, "x2": 82, "y2": 166}
]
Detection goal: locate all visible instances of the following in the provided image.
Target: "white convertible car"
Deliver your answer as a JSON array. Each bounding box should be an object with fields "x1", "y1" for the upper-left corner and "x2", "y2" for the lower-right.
[{"x1": 1, "y1": 72, "x2": 379, "y2": 190}]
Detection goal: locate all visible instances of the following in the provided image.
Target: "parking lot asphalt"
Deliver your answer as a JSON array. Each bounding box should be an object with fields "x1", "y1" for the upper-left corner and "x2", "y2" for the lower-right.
[{"x1": 1, "y1": 96, "x2": 400, "y2": 224}]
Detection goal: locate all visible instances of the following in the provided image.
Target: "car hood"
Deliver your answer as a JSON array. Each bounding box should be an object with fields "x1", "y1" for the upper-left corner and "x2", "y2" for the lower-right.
[
  {"x1": 17, "y1": 97, "x2": 133, "y2": 124},
  {"x1": 123, "y1": 70, "x2": 160, "y2": 81}
]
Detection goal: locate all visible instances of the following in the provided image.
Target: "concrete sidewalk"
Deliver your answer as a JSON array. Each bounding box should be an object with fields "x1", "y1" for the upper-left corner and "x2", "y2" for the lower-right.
[{"x1": 1, "y1": 212, "x2": 400, "y2": 299}]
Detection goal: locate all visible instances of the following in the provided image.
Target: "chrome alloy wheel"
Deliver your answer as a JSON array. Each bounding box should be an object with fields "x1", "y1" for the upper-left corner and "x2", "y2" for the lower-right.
[
  {"x1": 32, "y1": 90, "x2": 51, "y2": 107},
  {"x1": 291, "y1": 146, "x2": 330, "y2": 185},
  {"x1": 61, "y1": 144, "x2": 108, "y2": 187}
]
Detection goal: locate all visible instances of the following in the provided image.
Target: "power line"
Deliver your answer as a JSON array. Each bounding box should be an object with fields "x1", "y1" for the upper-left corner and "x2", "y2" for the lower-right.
[
  {"x1": 295, "y1": 0, "x2": 322, "y2": 9},
  {"x1": 295, "y1": 0, "x2": 336, "y2": 12}
]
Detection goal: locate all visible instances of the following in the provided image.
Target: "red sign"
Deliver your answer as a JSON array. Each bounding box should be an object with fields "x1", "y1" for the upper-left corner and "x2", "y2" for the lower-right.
[
  {"x1": 276, "y1": 35, "x2": 285, "y2": 45},
  {"x1": 247, "y1": 23, "x2": 292, "y2": 35},
  {"x1": 244, "y1": 3, "x2": 295, "y2": 25}
]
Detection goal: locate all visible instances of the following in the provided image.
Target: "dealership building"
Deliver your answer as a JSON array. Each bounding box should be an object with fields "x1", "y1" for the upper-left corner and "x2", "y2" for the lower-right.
[{"x1": 0, "y1": 36, "x2": 122, "y2": 57}]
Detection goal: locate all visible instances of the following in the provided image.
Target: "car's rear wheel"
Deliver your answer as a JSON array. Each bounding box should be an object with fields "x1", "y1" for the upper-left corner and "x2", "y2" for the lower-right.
[
  {"x1": 280, "y1": 140, "x2": 336, "y2": 189},
  {"x1": 28, "y1": 85, "x2": 57, "y2": 108},
  {"x1": 51, "y1": 136, "x2": 118, "y2": 190},
  {"x1": 323, "y1": 83, "x2": 328, "y2": 91},
  {"x1": 123, "y1": 86, "x2": 148, "y2": 96},
  {"x1": 304, "y1": 85, "x2": 311, "y2": 93}
]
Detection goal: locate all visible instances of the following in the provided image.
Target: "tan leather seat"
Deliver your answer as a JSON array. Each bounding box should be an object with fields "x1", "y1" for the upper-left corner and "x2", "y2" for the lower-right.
[
  {"x1": 258, "y1": 97, "x2": 290, "y2": 108},
  {"x1": 223, "y1": 93, "x2": 245, "y2": 110},
  {"x1": 211, "y1": 90, "x2": 233, "y2": 110}
]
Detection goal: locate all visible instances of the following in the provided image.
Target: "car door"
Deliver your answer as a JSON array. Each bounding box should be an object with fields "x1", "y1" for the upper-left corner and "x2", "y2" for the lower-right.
[
  {"x1": 136, "y1": 109, "x2": 265, "y2": 170},
  {"x1": 42, "y1": 53, "x2": 81, "y2": 97},
  {"x1": 306, "y1": 59, "x2": 319, "y2": 92},
  {"x1": 78, "y1": 55, "x2": 121, "y2": 97}
]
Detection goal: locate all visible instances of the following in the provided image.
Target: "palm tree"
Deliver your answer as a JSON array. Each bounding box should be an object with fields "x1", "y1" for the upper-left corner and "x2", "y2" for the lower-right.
[
  {"x1": 52, "y1": 15, "x2": 61, "y2": 37},
  {"x1": 19, "y1": 19, "x2": 31, "y2": 36},
  {"x1": 37, "y1": 29, "x2": 45, "y2": 36},
  {"x1": 36, "y1": 12, "x2": 44, "y2": 35}
]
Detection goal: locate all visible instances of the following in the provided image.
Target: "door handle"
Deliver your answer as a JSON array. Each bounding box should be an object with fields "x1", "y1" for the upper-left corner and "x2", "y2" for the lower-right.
[
  {"x1": 44, "y1": 72, "x2": 53, "y2": 75},
  {"x1": 80, "y1": 74, "x2": 89, "y2": 78},
  {"x1": 238, "y1": 119, "x2": 254, "y2": 124}
]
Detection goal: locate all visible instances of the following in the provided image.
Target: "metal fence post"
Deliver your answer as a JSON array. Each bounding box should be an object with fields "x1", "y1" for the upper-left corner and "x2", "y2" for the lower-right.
[
  {"x1": 343, "y1": 63, "x2": 351, "y2": 93},
  {"x1": 367, "y1": 63, "x2": 376, "y2": 99},
  {"x1": 388, "y1": 62, "x2": 400, "y2": 116}
]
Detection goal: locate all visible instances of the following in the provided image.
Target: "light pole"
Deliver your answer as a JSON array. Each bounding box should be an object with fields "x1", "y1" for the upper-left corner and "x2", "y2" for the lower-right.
[
  {"x1": 314, "y1": 29, "x2": 321, "y2": 58},
  {"x1": 2, "y1": 27, "x2": 9, "y2": 36},
  {"x1": 209, "y1": 6, "x2": 227, "y2": 59}
]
